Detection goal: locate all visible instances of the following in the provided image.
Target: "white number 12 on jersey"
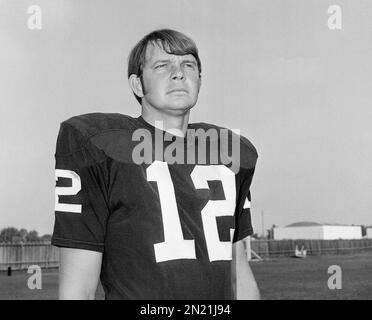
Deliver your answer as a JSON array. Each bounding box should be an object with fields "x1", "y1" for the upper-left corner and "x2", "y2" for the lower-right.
[{"x1": 147, "y1": 161, "x2": 236, "y2": 263}]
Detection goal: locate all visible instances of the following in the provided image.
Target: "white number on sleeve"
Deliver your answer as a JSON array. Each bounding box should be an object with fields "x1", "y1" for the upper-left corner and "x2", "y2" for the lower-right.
[{"x1": 55, "y1": 169, "x2": 82, "y2": 213}]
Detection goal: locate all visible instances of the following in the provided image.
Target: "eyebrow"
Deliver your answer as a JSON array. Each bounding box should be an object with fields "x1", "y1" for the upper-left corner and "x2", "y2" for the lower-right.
[
  {"x1": 181, "y1": 60, "x2": 197, "y2": 65},
  {"x1": 151, "y1": 59, "x2": 171, "y2": 67},
  {"x1": 151, "y1": 59, "x2": 197, "y2": 68}
]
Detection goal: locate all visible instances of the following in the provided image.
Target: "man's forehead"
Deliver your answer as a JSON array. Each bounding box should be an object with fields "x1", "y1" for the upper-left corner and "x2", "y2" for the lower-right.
[{"x1": 144, "y1": 41, "x2": 196, "y2": 64}]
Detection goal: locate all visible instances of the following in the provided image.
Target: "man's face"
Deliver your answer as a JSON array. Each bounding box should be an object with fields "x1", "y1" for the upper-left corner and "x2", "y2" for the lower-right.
[{"x1": 140, "y1": 42, "x2": 201, "y2": 114}]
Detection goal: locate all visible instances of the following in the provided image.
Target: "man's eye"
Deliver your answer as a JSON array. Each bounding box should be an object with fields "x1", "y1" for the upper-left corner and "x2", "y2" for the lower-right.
[
  {"x1": 155, "y1": 64, "x2": 167, "y2": 69},
  {"x1": 184, "y1": 63, "x2": 195, "y2": 68}
]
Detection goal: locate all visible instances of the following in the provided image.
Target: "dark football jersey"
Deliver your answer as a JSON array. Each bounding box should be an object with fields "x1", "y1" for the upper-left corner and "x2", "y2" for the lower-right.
[{"x1": 52, "y1": 113, "x2": 258, "y2": 300}]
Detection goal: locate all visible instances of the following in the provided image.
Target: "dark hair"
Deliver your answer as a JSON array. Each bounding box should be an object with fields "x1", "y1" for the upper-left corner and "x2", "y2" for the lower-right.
[{"x1": 128, "y1": 29, "x2": 202, "y2": 104}]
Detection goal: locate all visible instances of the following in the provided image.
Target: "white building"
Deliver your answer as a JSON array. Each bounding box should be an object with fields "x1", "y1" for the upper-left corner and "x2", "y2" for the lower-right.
[
  {"x1": 273, "y1": 222, "x2": 362, "y2": 240},
  {"x1": 366, "y1": 227, "x2": 372, "y2": 238}
]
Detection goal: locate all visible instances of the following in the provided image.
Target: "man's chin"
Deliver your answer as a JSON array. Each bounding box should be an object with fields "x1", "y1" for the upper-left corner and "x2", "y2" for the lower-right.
[
  {"x1": 169, "y1": 104, "x2": 195, "y2": 114},
  {"x1": 162, "y1": 101, "x2": 196, "y2": 114}
]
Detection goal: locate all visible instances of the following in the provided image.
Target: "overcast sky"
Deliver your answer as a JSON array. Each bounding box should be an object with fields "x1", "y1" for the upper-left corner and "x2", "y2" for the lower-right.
[{"x1": 1, "y1": 0, "x2": 371, "y2": 235}]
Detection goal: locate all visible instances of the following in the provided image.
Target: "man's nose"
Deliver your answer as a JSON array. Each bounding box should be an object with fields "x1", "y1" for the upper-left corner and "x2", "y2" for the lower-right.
[{"x1": 171, "y1": 65, "x2": 185, "y2": 80}]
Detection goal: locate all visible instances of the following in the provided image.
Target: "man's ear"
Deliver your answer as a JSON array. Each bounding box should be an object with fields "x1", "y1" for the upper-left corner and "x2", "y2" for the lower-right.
[
  {"x1": 128, "y1": 74, "x2": 144, "y2": 98},
  {"x1": 196, "y1": 73, "x2": 202, "y2": 92}
]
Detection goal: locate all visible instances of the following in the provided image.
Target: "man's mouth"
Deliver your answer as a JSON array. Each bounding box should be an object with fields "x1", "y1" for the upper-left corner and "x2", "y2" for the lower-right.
[{"x1": 168, "y1": 89, "x2": 188, "y2": 94}]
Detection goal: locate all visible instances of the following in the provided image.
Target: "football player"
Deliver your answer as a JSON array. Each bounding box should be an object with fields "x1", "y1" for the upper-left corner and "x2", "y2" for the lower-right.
[{"x1": 52, "y1": 29, "x2": 260, "y2": 300}]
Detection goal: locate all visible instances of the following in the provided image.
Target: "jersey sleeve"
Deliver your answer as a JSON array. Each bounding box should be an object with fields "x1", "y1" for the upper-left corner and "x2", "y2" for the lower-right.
[
  {"x1": 233, "y1": 166, "x2": 256, "y2": 242},
  {"x1": 232, "y1": 132, "x2": 258, "y2": 243},
  {"x1": 51, "y1": 121, "x2": 111, "y2": 252}
]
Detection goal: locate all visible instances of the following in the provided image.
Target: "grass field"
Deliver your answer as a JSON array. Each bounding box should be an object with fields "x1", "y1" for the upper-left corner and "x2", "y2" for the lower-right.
[
  {"x1": 250, "y1": 252, "x2": 372, "y2": 300},
  {"x1": 0, "y1": 253, "x2": 371, "y2": 300}
]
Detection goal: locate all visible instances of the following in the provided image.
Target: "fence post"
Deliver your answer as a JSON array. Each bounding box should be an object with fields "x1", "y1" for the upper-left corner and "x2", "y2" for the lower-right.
[
  {"x1": 21, "y1": 242, "x2": 24, "y2": 270},
  {"x1": 246, "y1": 236, "x2": 252, "y2": 261}
]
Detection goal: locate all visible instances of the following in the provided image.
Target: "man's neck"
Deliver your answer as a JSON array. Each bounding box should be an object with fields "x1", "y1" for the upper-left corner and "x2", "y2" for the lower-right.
[{"x1": 141, "y1": 107, "x2": 190, "y2": 137}]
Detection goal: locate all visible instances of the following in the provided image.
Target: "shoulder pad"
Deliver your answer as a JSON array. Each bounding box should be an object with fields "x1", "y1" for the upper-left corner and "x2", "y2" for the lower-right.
[
  {"x1": 190, "y1": 121, "x2": 258, "y2": 170},
  {"x1": 63, "y1": 113, "x2": 137, "y2": 138}
]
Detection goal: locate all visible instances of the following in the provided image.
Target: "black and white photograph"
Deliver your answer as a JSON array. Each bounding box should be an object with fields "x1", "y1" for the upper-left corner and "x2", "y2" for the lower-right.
[{"x1": 0, "y1": 0, "x2": 371, "y2": 303}]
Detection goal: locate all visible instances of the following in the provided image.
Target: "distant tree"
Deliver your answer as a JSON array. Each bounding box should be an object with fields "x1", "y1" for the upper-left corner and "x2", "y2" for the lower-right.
[
  {"x1": 0, "y1": 227, "x2": 20, "y2": 242},
  {"x1": 0, "y1": 227, "x2": 46, "y2": 242},
  {"x1": 40, "y1": 234, "x2": 52, "y2": 242},
  {"x1": 11, "y1": 236, "x2": 24, "y2": 243},
  {"x1": 361, "y1": 225, "x2": 367, "y2": 237},
  {"x1": 267, "y1": 225, "x2": 275, "y2": 240},
  {"x1": 26, "y1": 230, "x2": 39, "y2": 242},
  {"x1": 19, "y1": 228, "x2": 28, "y2": 241}
]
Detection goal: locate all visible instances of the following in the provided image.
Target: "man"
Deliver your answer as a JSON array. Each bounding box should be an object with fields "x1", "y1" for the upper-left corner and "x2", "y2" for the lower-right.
[{"x1": 52, "y1": 29, "x2": 260, "y2": 300}]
